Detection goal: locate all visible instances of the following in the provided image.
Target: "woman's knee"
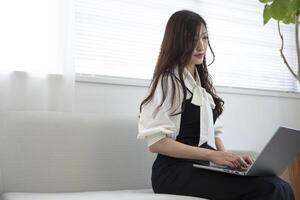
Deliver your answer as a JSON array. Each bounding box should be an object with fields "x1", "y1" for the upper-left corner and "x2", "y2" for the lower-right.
[{"x1": 255, "y1": 176, "x2": 294, "y2": 200}]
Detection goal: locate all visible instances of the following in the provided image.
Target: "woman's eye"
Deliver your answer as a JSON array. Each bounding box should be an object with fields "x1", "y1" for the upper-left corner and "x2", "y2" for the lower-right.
[{"x1": 203, "y1": 36, "x2": 208, "y2": 40}]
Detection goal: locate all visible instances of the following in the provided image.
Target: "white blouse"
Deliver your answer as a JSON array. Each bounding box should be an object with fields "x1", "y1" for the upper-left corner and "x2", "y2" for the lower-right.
[{"x1": 137, "y1": 67, "x2": 224, "y2": 149}]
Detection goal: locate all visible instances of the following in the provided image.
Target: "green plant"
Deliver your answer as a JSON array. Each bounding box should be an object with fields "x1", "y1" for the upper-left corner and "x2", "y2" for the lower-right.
[{"x1": 259, "y1": 0, "x2": 300, "y2": 83}]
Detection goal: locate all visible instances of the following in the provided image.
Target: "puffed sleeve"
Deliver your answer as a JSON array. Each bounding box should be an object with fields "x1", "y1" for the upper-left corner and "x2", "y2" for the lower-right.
[
  {"x1": 214, "y1": 118, "x2": 224, "y2": 138},
  {"x1": 137, "y1": 76, "x2": 178, "y2": 147}
]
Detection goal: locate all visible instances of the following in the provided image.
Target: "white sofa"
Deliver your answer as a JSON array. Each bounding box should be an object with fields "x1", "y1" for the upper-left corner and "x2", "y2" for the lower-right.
[{"x1": 0, "y1": 111, "x2": 290, "y2": 200}]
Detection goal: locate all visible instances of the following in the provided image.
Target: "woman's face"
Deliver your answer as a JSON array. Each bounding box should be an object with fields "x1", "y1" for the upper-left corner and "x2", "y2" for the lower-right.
[{"x1": 189, "y1": 25, "x2": 208, "y2": 66}]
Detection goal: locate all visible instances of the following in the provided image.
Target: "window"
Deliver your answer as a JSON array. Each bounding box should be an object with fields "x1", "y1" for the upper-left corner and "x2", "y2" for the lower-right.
[
  {"x1": 0, "y1": 0, "x2": 65, "y2": 76},
  {"x1": 74, "y1": 0, "x2": 299, "y2": 92}
]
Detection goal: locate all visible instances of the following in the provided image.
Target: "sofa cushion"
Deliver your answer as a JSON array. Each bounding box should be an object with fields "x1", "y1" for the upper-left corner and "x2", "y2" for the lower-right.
[{"x1": 1, "y1": 189, "x2": 206, "y2": 200}]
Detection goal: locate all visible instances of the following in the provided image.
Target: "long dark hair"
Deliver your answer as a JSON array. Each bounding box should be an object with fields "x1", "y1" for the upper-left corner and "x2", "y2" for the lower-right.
[{"x1": 139, "y1": 10, "x2": 224, "y2": 120}]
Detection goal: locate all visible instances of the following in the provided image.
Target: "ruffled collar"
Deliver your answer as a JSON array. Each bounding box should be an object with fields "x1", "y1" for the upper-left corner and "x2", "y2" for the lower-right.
[{"x1": 173, "y1": 66, "x2": 216, "y2": 147}]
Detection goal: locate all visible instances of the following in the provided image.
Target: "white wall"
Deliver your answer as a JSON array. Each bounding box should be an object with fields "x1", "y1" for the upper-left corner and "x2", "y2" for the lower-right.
[
  {"x1": 219, "y1": 92, "x2": 300, "y2": 151},
  {"x1": 74, "y1": 81, "x2": 300, "y2": 152}
]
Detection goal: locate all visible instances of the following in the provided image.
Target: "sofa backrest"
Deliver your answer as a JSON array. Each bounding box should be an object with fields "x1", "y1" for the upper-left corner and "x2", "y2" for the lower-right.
[{"x1": 0, "y1": 111, "x2": 154, "y2": 194}]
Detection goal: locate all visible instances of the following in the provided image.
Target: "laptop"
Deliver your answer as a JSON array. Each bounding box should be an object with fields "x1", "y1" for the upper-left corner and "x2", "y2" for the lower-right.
[{"x1": 193, "y1": 126, "x2": 300, "y2": 176}]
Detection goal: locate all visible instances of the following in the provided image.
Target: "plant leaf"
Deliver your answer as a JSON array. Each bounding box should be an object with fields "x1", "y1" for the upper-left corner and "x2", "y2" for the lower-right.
[
  {"x1": 263, "y1": 4, "x2": 272, "y2": 24},
  {"x1": 282, "y1": 9, "x2": 296, "y2": 24},
  {"x1": 259, "y1": 0, "x2": 273, "y2": 3},
  {"x1": 290, "y1": 0, "x2": 300, "y2": 18},
  {"x1": 270, "y1": 0, "x2": 291, "y2": 20},
  {"x1": 281, "y1": 0, "x2": 300, "y2": 24},
  {"x1": 290, "y1": 0, "x2": 300, "y2": 11}
]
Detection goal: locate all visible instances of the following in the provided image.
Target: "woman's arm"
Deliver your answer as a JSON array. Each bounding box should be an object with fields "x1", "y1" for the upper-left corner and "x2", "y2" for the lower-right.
[
  {"x1": 215, "y1": 137, "x2": 226, "y2": 152},
  {"x1": 149, "y1": 137, "x2": 249, "y2": 169},
  {"x1": 149, "y1": 137, "x2": 213, "y2": 160},
  {"x1": 215, "y1": 137, "x2": 254, "y2": 165}
]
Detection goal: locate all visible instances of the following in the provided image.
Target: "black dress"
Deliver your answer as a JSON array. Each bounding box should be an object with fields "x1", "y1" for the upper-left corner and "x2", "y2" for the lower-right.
[{"x1": 151, "y1": 94, "x2": 294, "y2": 200}]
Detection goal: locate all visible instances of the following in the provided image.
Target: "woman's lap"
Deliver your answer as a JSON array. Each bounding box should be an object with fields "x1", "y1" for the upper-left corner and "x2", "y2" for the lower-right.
[{"x1": 152, "y1": 161, "x2": 294, "y2": 200}]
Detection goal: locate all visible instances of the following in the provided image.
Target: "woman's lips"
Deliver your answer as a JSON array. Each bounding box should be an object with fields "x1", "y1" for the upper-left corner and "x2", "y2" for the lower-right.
[{"x1": 194, "y1": 53, "x2": 204, "y2": 58}]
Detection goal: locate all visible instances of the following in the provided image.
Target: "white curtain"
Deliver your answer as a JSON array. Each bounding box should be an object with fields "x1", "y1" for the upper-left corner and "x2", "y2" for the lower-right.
[{"x1": 0, "y1": 0, "x2": 75, "y2": 112}]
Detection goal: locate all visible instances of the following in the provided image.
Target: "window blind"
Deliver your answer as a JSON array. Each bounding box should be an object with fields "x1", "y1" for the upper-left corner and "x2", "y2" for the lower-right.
[{"x1": 74, "y1": 0, "x2": 299, "y2": 92}]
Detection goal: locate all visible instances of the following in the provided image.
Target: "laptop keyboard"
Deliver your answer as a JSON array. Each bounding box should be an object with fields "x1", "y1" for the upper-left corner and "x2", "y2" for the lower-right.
[{"x1": 210, "y1": 163, "x2": 249, "y2": 171}]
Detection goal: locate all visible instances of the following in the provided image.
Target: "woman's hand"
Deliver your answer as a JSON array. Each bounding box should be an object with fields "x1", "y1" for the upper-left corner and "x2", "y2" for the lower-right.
[
  {"x1": 209, "y1": 151, "x2": 250, "y2": 169},
  {"x1": 242, "y1": 155, "x2": 255, "y2": 165}
]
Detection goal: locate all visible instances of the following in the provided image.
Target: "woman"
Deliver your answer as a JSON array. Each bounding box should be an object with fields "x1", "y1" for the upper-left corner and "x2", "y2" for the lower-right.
[{"x1": 137, "y1": 10, "x2": 294, "y2": 200}]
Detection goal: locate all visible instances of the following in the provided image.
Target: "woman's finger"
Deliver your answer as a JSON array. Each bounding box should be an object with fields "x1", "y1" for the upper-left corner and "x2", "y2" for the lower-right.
[
  {"x1": 246, "y1": 156, "x2": 252, "y2": 164},
  {"x1": 225, "y1": 157, "x2": 236, "y2": 169},
  {"x1": 237, "y1": 156, "x2": 248, "y2": 168},
  {"x1": 227, "y1": 161, "x2": 235, "y2": 169},
  {"x1": 244, "y1": 155, "x2": 255, "y2": 165},
  {"x1": 229, "y1": 158, "x2": 241, "y2": 169},
  {"x1": 243, "y1": 156, "x2": 252, "y2": 165},
  {"x1": 251, "y1": 156, "x2": 256, "y2": 163}
]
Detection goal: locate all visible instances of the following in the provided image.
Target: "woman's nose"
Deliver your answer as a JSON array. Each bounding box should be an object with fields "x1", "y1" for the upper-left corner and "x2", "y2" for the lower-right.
[{"x1": 196, "y1": 40, "x2": 204, "y2": 51}]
